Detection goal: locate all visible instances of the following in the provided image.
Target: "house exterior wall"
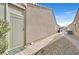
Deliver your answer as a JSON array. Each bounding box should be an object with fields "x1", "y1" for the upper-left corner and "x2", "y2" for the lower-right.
[
  {"x1": 74, "y1": 10, "x2": 79, "y2": 37},
  {"x1": 68, "y1": 22, "x2": 75, "y2": 32},
  {"x1": 68, "y1": 10, "x2": 79, "y2": 37},
  {"x1": 26, "y1": 4, "x2": 57, "y2": 44},
  {"x1": 0, "y1": 3, "x2": 57, "y2": 53}
]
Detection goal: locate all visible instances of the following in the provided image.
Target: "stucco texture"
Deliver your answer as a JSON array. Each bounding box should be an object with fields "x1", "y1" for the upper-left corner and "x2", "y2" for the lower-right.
[
  {"x1": 69, "y1": 10, "x2": 79, "y2": 37},
  {"x1": 26, "y1": 4, "x2": 57, "y2": 44}
]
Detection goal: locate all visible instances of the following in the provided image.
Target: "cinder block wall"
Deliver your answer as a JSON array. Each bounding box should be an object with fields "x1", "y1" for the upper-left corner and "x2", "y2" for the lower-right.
[{"x1": 26, "y1": 4, "x2": 57, "y2": 44}]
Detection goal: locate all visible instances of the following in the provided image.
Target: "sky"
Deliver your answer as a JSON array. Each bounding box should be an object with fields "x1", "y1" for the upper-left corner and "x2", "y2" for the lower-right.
[{"x1": 39, "y1": 3, "x2": 79, "y2": 27}]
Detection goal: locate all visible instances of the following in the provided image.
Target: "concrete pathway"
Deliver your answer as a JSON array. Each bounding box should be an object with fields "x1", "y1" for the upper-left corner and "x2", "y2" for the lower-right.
[
  {"x1": 16, "y1": 32, "x2": 79, "y2": 55},
  {"x1": 16, "y1": 33, "x2": 63, "y2": 55}
]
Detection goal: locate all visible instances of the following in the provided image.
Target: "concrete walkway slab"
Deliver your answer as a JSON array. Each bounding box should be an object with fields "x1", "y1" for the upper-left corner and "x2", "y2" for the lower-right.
[{"x1": 16, "y1": 33, "x2": 63, "y2": 55}]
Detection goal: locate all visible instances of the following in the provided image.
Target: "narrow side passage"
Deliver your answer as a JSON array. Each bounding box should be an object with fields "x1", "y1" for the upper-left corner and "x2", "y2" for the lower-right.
[
  {"x1": 35, "y1": 33, "x2": 79, "y2": 55},
  {"x1": 64, "y1": 34, "x2": 79, "y2": 49},
  {"x1": 16, "y1": 32, "x2": 79, "y2": 55},
  {"x1": 16, "y1": 33, "x2": 63, "y2": 55}
]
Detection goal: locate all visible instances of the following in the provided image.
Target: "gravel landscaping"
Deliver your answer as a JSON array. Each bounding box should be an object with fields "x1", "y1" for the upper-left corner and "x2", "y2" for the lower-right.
[{"x1": 36, "y1": 36, "x2": 79, "y2": 55}]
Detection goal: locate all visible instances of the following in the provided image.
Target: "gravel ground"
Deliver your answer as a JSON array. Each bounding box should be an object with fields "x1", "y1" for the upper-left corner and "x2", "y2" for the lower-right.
[{"x1": 36, "y1": 36, "x2": 79, "y2": 55}]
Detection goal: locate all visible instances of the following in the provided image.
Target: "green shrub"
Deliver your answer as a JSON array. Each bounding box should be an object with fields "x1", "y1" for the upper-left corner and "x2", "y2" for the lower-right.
[{"x1": 0, "y1": 19, "x2": 10, "y2": 54}]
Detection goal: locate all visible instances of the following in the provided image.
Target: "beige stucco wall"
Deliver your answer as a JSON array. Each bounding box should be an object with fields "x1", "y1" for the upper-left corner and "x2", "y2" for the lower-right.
[
  {"x1": 26, "y1": 4, "x2": 57, "y2": 44},
  {"x1": 69, "y1": 10, "x2": 79, "y2": 37},
  {"x1": 74, "y1": 11, "x2": 79, "y2": 37},
  {"x1": 0, "y1": 3, "x2": 57, "y2": 51},
  {"x1": 68, "y1": 22, "x2": 75, "y2": 32}
]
